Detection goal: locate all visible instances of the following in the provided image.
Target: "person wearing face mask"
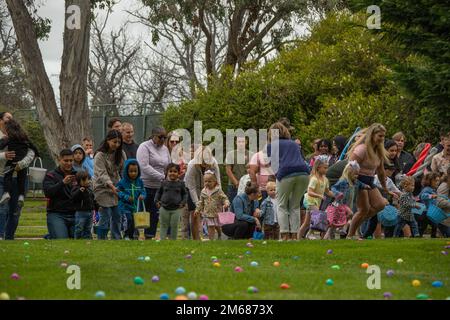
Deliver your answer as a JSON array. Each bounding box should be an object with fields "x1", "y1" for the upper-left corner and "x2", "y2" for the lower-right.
[{"x1": 136, "y1": 127, "x2": 171, "y2": 239}]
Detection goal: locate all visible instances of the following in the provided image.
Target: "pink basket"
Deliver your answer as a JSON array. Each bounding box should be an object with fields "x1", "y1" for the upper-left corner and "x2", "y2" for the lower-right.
[
  {"x1": 326, "y1": 203, "x2": 347, "y2": 227},
  {"x1": 218, "y1": 211, "x2": 235, "y2": 225}
]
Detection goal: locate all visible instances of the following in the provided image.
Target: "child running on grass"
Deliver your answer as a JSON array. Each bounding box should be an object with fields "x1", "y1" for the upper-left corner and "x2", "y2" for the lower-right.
[
  {"x1": 394, "y1": 176, "x2": 421, "y2": 237},
  {"x1": 195, "y1": 170, "x2": 230, "y2": 240},
  {"x1": 298, "y1": 156, "x2": 335, "y2": 239},
  {"x1": 324, "y1": 160, "x2": 369, "y2": 239},
  {"x1": 116, "y1": 159, "x2": 146, "y2": 240},
  {"x1": 155, "y1": 163, "x2": 187, "y2": 240}
]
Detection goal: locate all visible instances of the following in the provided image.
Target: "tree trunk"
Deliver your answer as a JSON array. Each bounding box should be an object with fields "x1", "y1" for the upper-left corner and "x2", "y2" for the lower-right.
[
  {"x1": 6, "y1": 0, "x2": 93, "y2": 162},
  {"x1": 60, "y1": 0, "x2": 92, "y2": 148},
  {"x1": 5, "y1": 0, "x2": 67, "y2": 161}
]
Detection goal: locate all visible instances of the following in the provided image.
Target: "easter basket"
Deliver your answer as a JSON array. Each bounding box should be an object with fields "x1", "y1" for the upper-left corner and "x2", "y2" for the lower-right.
[
  {"x1": 412, "y1": 203, "x2": 427, "y2": 216},
  {"x1": 426, "y1": 196, "x2": 450, "y2": 224},
  {"x1": 377, "y1": 205, "x2": 398, "y2": 227},
  {"x1": 218, "y1": 209, "x2": 235, "y2": 226},
  {"x1": 310, "y1": 209, "x2": 329, "y2": 232},
  {"x1": 28, "y1": 157, "x2": 47, "y2": 184},
  {"x1": 133, "y1": 200, "x2": 150, "y2": 229},
  {"x1": 326, "y1": 202, "x2": 347, "y2": 227},
  {"x1": 252, "y1": 228, "x2": 264, "y2": 240}
]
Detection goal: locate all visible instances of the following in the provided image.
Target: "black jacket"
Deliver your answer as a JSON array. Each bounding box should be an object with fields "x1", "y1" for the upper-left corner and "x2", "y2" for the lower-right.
[
  {"x1": 154, "y1": 180, "x2": 188, "y2": 210},
  {"x1": 43, "y1": 167, "x2": 78, "y2": 214},
  {"x1": 72, "y1": 186, "x2": 97, "y2": 212}
]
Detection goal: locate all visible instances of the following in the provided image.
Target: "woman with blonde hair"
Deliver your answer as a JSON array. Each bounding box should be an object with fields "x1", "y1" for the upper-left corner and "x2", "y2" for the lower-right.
[{"x1": 346, "y1": 123, "x2": 390, "y2": 239}]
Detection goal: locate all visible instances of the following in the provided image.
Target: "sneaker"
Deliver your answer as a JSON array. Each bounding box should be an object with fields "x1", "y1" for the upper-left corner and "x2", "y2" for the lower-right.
[
  {"x1": 0, "y1": 192, "x2": 11, "y2": 204},
  {"x1": 18, "y1": 195, "x2": 25, "y2": 208}
]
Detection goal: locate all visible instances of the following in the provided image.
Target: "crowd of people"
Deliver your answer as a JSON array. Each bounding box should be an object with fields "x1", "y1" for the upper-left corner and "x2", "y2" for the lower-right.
[{"x1": 0, "y1": 112, "x2": 449, "y2": 240}]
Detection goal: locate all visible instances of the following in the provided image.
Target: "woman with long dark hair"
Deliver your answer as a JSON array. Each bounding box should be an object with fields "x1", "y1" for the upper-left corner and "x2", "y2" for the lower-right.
[
  {"x1": 93, "y1": 130, "x2": 126, "y2": 239},
  {"x1": 0, "y1": 112, "x2": 35, "y2": 240}
]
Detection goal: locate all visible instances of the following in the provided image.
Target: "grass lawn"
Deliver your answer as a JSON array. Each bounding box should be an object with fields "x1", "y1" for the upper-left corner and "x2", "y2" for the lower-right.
[{"x1": 0, "y1": 239, "x2": 449, "y2": 300}]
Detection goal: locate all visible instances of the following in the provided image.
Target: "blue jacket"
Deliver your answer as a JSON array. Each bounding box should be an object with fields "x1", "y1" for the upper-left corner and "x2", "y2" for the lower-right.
[
  {"x1": 116, "y1": 159, "x2": 147, "y2": 214},
  {"x1": 83, "y1": 156, "x2": 94, "y2": 178},
  {"x1": 260, "y1": 197, "x2": 277, "y2": 226},
  {"x1": 231, "y1": 193, "x2": 259, "y2": 224},
  {"x1": 267, "y1": 139, "x2": 310, "y2": 181},
  {"x1": 418, "y1": 186, "x2": 437, "y2": 208}
]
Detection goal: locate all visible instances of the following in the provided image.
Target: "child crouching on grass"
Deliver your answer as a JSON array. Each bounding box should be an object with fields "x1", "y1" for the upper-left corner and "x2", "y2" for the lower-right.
[
  {"x1": 195, "y1": 170, "x2": 230, "y2": 240},
  {"x1": 116, "y1": 159, "x2": 146, "y2": 240},
  {"x1": 155, "y1": 163, "x2": 187, "y2": 240},
  {"x1": 260, "y1": 181, "x2": 279, "y2": 240}
]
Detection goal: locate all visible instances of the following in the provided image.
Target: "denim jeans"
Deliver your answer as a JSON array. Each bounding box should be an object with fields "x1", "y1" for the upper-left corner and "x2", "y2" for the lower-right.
[
  {"x1": 144, "y1": 188, "x2": 159, "y2": 238},
  {"x1": 394, "y1": 218, "x2": 420, "y2": 237},
  {"x1": 97, "y1": 206, "x2": 121, "y2": 240},
  {"x1": 75, "y1": 211, "x2": 93, "y2": 239},
  {"x1": 47, "y1": 212, "x2": 75, "y2": 239},
  {"x1": 0, "y1": 176, "x2": 27, "y2": 240}
]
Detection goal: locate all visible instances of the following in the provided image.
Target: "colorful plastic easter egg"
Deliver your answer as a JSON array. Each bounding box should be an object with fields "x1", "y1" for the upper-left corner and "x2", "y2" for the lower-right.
[
  {"x1": 185, "y1": 254, "x2": 192, "y2": 259},
  {"x1": 247, "y1": 286, "x2": 258, "y2": 293},
  {"x1": 262, "y1": 241, "x2": 267, "y2": 245},
  {"x1": 386, "y1": 270, "x2": 395, "y2": 277},
  {"x1": 176, "y1": 268, "x2": 185, "y2": 273},
  {"x1": 327, "y1": 249, "x2": 333, "y2": 254},
  {"x1": 137, "y1": 256, "x2": 145, "y2": 261},
  {"x1": 441, "y1": 251, "x2": 448, "y2": 256},
  {"x1": 234, "y1": 266, "x2": 243, "y2": 272},
  {"x1": 0, "y1": 293, "x2": 10, "y2": 300},
  {"x1": 326, "y1": 279, "x2": 334, "y2": 286},
  {"x1": 383, "y1": 292, "x2": 392, "y2": 299},
  {"x1": 23, "y1": 242, "x2": 29, "y2": 246},
  {"x1": 292, "y1": 256, "x2": 299, "y2": 260},
  {"x1": 64, "y1": 250, "x2": 70, "y2": 254},
  {"x1": 187, "y1": 292, "x2": 197, "y2": 300},
  {"x1": 250, "y1": 261, "x2": 259, "y2": 267},
  {"x1": 151, "y1": 275, "x2": 160, "y2": 283},
  {"x1": 280, "y1": 283, "x2": 290, "y2": 289},
  {"x1": 199, "y1": 295, "x2": 209, "y2": 300},
  {"x1": 210, "y1": 256, "x2": 218, "y2": 261},
  {"x1": 361, "y1": 263, "x2": 369, "y2": 269},
  {"x1": 273, "y1": 261, "x2": 280, "y2": 267},
  {"x1": 412, "y1": 280, "x2": 421, "y2": 287},
  {"x1": 10, "y1": 273, "x2": 20, "y2": 280},
  {"x1": 396, "y1": 258, "x2": 403, "y2": 263},
  {"x1": 144, "y1": 256, "x2": 150, "y2": 262},
  {"x1": 213, "y1": 262, "x2": 221, "y2": 268},
  {"x1": 432, "y1": 281, "x2": 443, "y2": 288},
  {"x1": 160, "y1": 293, "x2": 169, "y2": 300},
  {"x1": 245, "y1": 251, "x2": 251, "y2": 255},
  {"x1": 60, "y1": 262, "x2": 68, "y2": 268},
  {"x1": 175, "y1": 287, "x2": 186, "y2": 295},
  {"x1": 416, "y1": 293, "x2": 429, "y2": 300},
  {"x1": 95, "y1": 291, "x2": 105, "y2": 299},
  {"x1": 134, "y1": 277, "x2": 144, "y2": 285},
  {"x1": 331, "y1": 265, "x2": 340, "y2": 270},
  {"x1": 246, "y1": 242, "x2": 254, "y2": 248}
]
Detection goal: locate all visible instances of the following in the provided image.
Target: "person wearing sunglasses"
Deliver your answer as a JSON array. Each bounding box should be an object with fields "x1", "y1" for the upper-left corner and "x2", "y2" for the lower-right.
[{"x1": 136, "y1": 127, "x2": 171, "y2": 239}]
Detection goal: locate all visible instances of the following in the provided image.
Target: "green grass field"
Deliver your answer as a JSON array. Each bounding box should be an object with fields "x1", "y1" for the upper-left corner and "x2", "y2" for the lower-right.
[
  {"x1": 1, "y1": 239, "x2": 449, "y2": 300},
  {"x1": 2, "y1": 198, "x2": 449, "y2": 300}
]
